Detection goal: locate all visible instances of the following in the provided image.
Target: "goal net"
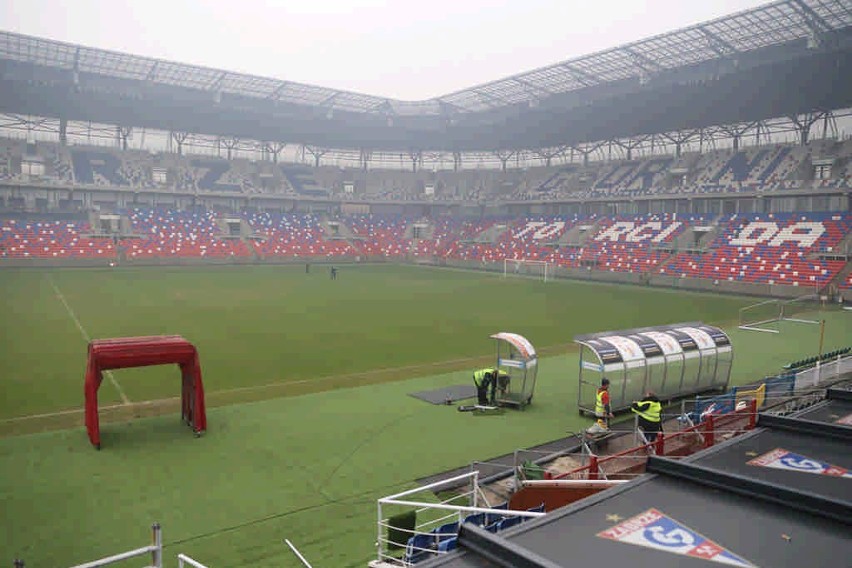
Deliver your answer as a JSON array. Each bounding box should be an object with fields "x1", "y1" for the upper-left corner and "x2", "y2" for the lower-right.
[
  {"x1": 781, "y1": 294, "x2": 822, "y2": 324},
  {"x1": 739, "y1": 294, "x2": 822, "y2": 333},
  {"x1": 503, "y1": 259, "x2": 553, "y2": 282},
  {"x1": 739, "y1": 300, "x2": 782, "y2": 333}
]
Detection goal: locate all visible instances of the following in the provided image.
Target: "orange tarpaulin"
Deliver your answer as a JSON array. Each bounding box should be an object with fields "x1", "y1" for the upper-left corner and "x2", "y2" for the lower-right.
[{"x1": 84, "y1": 335, "x2": 206, "y2": 448}]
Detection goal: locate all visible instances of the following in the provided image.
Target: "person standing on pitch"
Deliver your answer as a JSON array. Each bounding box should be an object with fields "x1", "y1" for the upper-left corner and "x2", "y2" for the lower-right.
[
  {"x1": 595, "y1": 378, "x2": 614, "y2": 431},
  {"x1": 631, "y1": 391, "x2": 662, "y2": 442},
  {"x1": 330, "y1": 266, "x2": 337, "y2": 280}
]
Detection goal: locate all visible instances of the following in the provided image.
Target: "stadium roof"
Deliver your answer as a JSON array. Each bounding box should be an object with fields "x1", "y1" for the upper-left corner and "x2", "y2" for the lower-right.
[{"x1": 1, "y1": 0, "x2": 850, "y2": 117}]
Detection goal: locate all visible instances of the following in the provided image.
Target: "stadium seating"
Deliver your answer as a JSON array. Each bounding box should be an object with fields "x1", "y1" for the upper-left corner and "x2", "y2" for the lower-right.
[
  {"x1": 280, "y1": 165, "x2": 328, "y2": 197},
  {"x1": 0, "y1": 218, "x2": 116, "y2": 259},
  {"x1": 122, "y1": 208, "x2": 251, "y2": 259},
  {"x1": 445, "y1": 216, "x2": 579, "y2": 263},
  {"x1": 0, "y1": 138, "x2": 24, "y2": 181},
  {"x1": 245, "y1": 212, "x2": 357, "y2": 258},
  {"x1": 403, "y1": 533, "x2": 436, "y2": 565},
  {"x1": 662, "y1": 213, "x2": 851, "y2": 287},
  {"x1": 347, "y1": 214, "x2": 411, "y2": 257},
  {"x1": 560, "y1": 214, "x2": 689, "y2": 273},
  {"x1": 5, "y1": 135, "x2": 852, "y2": 201},
  {"x1": 592, "y1": 157, "x2": 673, "y2": 196}
]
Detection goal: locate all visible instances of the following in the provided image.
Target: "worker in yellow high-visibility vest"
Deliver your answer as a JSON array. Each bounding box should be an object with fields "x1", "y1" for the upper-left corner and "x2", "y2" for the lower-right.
[
  {"x1": 472, "y1": 368, "x2": 509, "y2": 405},
  {"x1": 631, "y1": 391, "x2": 663, "y2": 442}
]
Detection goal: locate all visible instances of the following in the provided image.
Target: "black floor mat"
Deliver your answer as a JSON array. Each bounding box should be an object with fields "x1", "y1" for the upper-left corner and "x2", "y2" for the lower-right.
[{"x1": 409, "y1": 384, "x2": 477, "y2": 405}]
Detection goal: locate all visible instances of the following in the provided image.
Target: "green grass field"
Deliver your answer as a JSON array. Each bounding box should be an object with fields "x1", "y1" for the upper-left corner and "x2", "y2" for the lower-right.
[{"x1": 0, "y1": 264, "x2": 848, "y2": 567}]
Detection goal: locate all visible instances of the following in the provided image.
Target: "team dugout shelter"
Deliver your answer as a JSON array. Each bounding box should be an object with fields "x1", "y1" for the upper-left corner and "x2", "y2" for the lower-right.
[
  {"x1": 576, "y1": 323, "x2": 732, "y2": 415},
  {"x1": 490, "y1": 332, "x2": 538, "y2": 409}
]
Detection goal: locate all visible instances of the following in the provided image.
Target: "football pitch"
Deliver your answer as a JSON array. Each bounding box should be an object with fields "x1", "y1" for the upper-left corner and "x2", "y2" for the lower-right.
[{"x1": 0, "y1": 264, "x2": 848, "y2": 567}]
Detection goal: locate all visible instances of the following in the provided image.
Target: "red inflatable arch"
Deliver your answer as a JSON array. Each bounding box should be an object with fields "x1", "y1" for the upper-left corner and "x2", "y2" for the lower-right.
[{"x1": 84, "y1": 335, "x2": 206, "y2": 449}]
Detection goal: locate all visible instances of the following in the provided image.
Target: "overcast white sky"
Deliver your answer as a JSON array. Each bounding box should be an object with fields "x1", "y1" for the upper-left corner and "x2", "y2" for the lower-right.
[{"x1": 1, "y1": 0, "x2": 772, "y2": 100}]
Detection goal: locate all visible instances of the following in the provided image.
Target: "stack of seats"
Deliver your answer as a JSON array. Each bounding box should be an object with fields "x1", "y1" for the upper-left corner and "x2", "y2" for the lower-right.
[
  {"x1": 0, "y1": 219, "x2": 116, "y2": 259},
  {"x1": 663, "y1": 213, "x2": 850, "y2": 286},
  {"x1": 123, "y1": 208, "x2": 251, "y2": 258},
  {"x1": 347, "y1": 215, "x2": 411, "y2": 257},
  {"x1": 246, "y1": 212, "x2": 357, "y2": 258}
]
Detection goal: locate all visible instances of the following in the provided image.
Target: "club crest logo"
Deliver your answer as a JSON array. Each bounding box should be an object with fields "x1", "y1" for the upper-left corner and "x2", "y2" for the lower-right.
[
  {"x1": 747, "y1": 448, "x2": 851, "y2": 477},
  {"x1": 597, "y1": 508, "x2": 754, "y2": 566}
]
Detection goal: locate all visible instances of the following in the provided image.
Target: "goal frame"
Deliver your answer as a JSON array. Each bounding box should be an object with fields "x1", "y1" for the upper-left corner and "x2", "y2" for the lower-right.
[
  {"x1": 738, "y1": 294, "x2": 822, "y2": 333},
  {"x1": 780, "y1": 294, "x2": 822, "y2": 325},
  {"x1": 502, "y1": 258, "x2": 553, "y2": 282}
]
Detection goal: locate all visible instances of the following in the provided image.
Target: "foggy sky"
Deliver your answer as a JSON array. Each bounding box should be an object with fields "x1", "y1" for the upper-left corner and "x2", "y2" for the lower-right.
[{"x1": 1, "y1": 0, "x2": 772, "y2": 100}]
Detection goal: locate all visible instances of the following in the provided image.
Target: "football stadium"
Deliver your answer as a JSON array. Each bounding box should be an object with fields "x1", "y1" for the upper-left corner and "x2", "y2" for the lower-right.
[{"x1": 1, "y1": 1, "x2": 852, "y2": 567}]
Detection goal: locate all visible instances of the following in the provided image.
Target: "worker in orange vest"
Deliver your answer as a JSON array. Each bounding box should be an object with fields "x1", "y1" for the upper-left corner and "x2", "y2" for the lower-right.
[{"x1": 594, "y1": 378, "x2": 614, "y2": 430}]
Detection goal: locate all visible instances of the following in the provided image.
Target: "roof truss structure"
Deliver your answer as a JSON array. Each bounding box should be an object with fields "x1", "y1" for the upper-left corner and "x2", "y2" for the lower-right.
[{"x1": 0, "y1": 0, "x2": 849, "y2": 115}]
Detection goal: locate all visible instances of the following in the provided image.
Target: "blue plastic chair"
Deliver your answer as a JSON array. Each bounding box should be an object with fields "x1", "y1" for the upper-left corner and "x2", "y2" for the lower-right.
[
  {"x1": 463, "y1": 513, "x2": 486, "y2": 527},
  {"x1": 433, "y1": 521, "x2": 459, "y2": 542},
  {"x1": 498, "y1": 516, "x2": 522, "y2": 531}
]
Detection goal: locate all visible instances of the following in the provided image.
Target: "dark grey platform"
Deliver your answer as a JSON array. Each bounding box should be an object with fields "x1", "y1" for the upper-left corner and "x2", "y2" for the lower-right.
[{"x1": 409, "y1": 384, "x2": 477, "y2": 405}]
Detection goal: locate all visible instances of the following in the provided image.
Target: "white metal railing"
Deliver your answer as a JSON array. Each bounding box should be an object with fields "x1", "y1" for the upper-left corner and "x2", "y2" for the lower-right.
[
  {"x1": 177, "y1": 554, "x2": 209, "y2": 568},
  {"x1": 67, "y1": 523, "x2": 162, "y2": 568},
  {"x1": 376, "y1": 471, "x2": 546, "y2": 566}
]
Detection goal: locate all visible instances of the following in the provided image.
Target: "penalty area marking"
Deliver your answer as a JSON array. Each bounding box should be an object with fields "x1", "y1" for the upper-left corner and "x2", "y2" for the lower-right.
[{"x1": 48, "y1": 276, "x2": 130, "y2": 405}]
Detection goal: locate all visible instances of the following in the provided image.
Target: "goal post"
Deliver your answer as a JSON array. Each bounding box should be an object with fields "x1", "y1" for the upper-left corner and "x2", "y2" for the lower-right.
[
  {"x1": 781, "y1": 294, "x2": 822, "y2": 325},
  {"x1": 738, "y1": 300, "x2": 782, "y2": 333},
  {"x1": 502, "y1": 259, "x2": 553, "y2": 282},
  {"x1": 739, "y1": 294, "x2": 822, "y2": 333}
]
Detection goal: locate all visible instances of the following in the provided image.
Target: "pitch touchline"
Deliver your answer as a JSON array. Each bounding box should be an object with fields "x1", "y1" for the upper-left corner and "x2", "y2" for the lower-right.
[
  {"x1": 0, "y1": 317, "x2": 738, "y2": 426},
  {"x1": 1, "y1": 340, "x2": 585, "y2": 424},
  {"x1": 48, "y1": 276, "x2": 130, "y2": 405}
]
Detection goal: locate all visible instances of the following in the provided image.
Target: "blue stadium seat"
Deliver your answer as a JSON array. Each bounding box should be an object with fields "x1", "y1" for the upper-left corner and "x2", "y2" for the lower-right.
[
  {"x1": 432, "y1": 521, "x2": 459, "y2": 542},
  {"x1": 498, "y1": 516, "x2": 522, "y2": 531},
  {"x1": 404, "y1": 533, "x2": 437, "y2": 565},
  {"x1": 485, "y1": 501, "x2": 509, "y2": 525},
  {"x1": 438, "y1": 538, "x2": 457, "y2": 553}
]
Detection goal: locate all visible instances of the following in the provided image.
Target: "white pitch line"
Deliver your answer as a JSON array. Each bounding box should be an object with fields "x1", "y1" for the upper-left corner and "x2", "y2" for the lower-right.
[{"x1": 48, "y1": 276, "x2": 130, "y2": 405}]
